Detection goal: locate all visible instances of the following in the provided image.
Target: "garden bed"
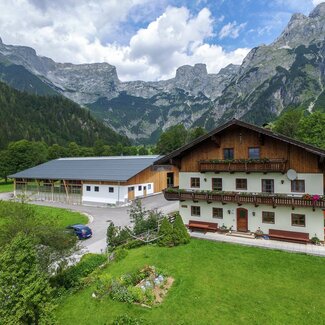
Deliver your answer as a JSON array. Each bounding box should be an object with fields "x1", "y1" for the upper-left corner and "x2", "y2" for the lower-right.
[{"x1": 94, "y1": 265, "x2": 173, "y2": 307}]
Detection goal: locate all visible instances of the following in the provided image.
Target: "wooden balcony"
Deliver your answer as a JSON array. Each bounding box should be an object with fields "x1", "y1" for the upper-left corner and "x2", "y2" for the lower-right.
[
  {"x1": 199, "y1": 159, "x2": 287, "y2": 173},
  {"x1": 163, "y1": 189, "x2": 325, "y2": 211}
]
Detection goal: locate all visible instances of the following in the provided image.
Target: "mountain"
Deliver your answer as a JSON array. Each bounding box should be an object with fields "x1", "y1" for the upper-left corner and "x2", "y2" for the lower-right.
[
  {"x1": 0, "y1": 3, "x2": 324, "y2": 143},
  {"x1": 0, "y1": 81, "x2": 129, "y2": 149}
]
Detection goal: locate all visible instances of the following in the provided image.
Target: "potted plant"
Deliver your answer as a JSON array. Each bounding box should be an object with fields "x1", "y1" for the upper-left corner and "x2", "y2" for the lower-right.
[
  {"x1": 254, "y1": 227, "x2": 264, "y2": 238},
  {"x1": 311, "y1": 235, "x2": 320, "y2": 245}
]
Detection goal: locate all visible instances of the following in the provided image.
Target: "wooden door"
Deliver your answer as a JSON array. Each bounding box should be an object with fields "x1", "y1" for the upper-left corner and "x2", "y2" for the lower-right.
[
  {"x1": 128, "y1": 187, "x2": 135, "y2": 200},
  {"x1": 143, "y1": 186, "x2": 147, "y2": 197},
  {"x1": 237, "y1": 208, "x2": 248, "y2": 232}
]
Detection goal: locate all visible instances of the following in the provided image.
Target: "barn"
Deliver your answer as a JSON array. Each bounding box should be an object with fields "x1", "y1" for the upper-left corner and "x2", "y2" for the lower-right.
[{"x1": 10, "y1": 155, "x2": 178, "y2": 205}]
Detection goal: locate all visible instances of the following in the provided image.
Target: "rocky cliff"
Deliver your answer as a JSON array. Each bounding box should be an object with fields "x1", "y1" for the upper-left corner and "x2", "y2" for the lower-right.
[{"x1": 0, "y1": 3, "x2": 324, "y2": 143}]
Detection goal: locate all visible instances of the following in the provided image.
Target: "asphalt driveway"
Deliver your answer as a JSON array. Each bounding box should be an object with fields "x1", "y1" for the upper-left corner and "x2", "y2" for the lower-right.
[{"x1": 0, "y1": 192, "x2": 178, "y2": 253}]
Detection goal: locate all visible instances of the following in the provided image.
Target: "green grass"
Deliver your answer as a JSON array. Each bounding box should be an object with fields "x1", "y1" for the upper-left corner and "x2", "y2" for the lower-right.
[
  {"x1": 55, "y1": 240, "x2": 325, "y2": 325},
  {"x1": 0, "y1": 179, "x2": 13, "y2": 193},
  {"x1": 0, "y1": 201, "x2": 88, "y2": 228}
]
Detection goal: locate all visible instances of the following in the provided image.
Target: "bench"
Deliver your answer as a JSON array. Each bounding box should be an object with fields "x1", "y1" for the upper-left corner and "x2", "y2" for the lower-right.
[
  {"x1": 188, "y1": 220, "x2": 218, "y2": 233},
  {"x1": 268, "y1": 229, "x2": 309, "y2": 244}
]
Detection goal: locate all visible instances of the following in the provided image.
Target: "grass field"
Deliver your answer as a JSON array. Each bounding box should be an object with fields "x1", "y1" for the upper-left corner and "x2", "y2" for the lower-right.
[
  {"x1": 0, "y1": 179, "x2": 13, "y2": 193},
  {"x1": 55, "y1": 239, "x2": 325, "y2": 325},
  {"x1": 0, "y1": 201, "x2": 88, "y2": 228}
]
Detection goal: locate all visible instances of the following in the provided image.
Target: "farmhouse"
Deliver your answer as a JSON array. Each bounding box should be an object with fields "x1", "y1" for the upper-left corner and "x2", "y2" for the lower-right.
[
  {"x1": 157, "y1": 119, "x2": 325, "y2": 241},
  {"x1": 10, "y1": 156, "x2": 178, "y2": 205}
]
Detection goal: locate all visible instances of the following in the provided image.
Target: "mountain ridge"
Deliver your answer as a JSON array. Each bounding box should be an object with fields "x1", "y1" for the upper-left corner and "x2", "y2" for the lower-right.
[{"x1": 0, "y1": 3, "x2": 324, "y2": 143}]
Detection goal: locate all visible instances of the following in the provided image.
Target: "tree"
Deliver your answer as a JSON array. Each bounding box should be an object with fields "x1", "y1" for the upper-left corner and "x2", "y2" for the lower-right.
[
  {"x1": 187, "y1": 126, "x2": 206, "y2": 142},
  {"x1": 0, "y1": 149, "x2": 11, "y2": 182},
  {"x1": 272, "y1": 109, "x2": 303, "y2": 138},
  {"x1": 0, "y1": 234, "x2": 55, "y2": 324},
  {"x1": 296, "y1": 112, "x2": 325, "y2": 149},
  {"x1": 6, "y1": 139, "x2": 48, "y2": 174},
  {"x1": 0, "y1": 201, "x2": 78, "y2": 273},
  {"x1": 155, "y1": 124, "x2": 188, "y2": 154},
  {"x1": 157, "y1": 218, "x2": 174, "y2": 247},
  {"x1": 48, "y1": 144, "x2": 67, "y2": 160},
  {"x1": 138, "y1": 146, "x2": 149, "y2": 155},
  {"x1": 172, "y1": 213, "x2": 190, "y2": 245}
]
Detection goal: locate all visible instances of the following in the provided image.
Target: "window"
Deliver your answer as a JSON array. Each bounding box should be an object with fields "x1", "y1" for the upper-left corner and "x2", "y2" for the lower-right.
[
  {"x1": 262, "y1": 179, "x2": 274, "y2": 193},
  {"x1": 191, "y1": 177, "x2": 200, "y2": 188},
  {"x1": 262, "y1": 211, "x2": 275, "y2": 224},
  {"x1": 291, "y1": 180, "x2": 305, "y2": 193},
  {"x1": 236, "y1": 178, "x2": 247, "y2": 190},
  {"x1": 86, "y1": 186, "x2": 91, "y2": 192},
  {"x1": 291, "y1": 214, "x2": 305, "y2": 227},
  {"x1": 248, "y1": 147, "x2": 260, "y2": 159},
  {"x1": 224, "y1": 148, "x2": 234, "y2": 160},
  {"x1": 94, "y1": 186, "x2": 99, "y2": 192},
  {"x1": 148, "y1": 184, "x2": 152, "y2": 190},
  {"x1": 128, "y1": 187, "x2": 134, "y2": 192},
  {"x1": 109, "y1": 187, "x2": 114, "y2": 193},
  {"x1": 212, "y1": 178, "x2": 222, "y2": 191},
  {"x1": 138, "y1": 185, "x2": 142, "y2": 191},
  {"x1": 212, "y1": 208, "x2": 223, "y2": 219},
  {"x1": 191, "y1": 206, "x2": 201, "y2": 216}
]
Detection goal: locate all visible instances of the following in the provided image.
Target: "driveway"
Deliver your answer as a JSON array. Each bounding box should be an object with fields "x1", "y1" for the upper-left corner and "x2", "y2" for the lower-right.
[{"x1": 0, "y1": 192, "x2": 178, "y2": 253}]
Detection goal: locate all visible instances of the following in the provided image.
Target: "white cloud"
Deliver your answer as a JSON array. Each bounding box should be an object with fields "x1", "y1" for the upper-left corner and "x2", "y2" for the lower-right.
[
  {"x1": 0, "y1": 1, "x2": 250, "y2": 81},
  {"x1": 219, "y1": 21, "x2": 247, "y2": 39},
  {"x1": 312, "y1": 0, "x2": 324, "y2": 5}
]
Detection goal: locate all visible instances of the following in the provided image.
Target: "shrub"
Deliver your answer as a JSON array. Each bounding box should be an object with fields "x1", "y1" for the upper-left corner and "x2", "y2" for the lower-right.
[
  {"x1": 113, "y1": 248, "x2": 128, "y2": 262},
  {"x1": 52, "y1": 253, "x2": 107, "y2": 289},
  {"x1": 119, "y1": 239, "x2": 144, "y2": 250},
  {"x1": 129, "y1": 286, "x2": 146, "y2": 304},
  {"x1": 172, "y1": 213, "x2": 190, "y2": 246},
  {"x1": 157, "y1": 217, "x2": 174, "y2": 247},
  {"x1": 110, "y1": 279, "x2": 134, "y2": 303}
]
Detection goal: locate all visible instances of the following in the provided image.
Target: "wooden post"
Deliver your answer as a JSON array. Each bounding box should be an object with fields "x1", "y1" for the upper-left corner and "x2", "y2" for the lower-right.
[
  {"x1": 14, "y1": 179, "x2": 16, "y2": 196},
  {"x1": 63, "y1": 180, "x2": 70, "y2": 203}
]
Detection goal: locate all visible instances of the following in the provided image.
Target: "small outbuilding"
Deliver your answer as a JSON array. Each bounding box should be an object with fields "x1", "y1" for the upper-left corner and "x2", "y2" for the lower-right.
[{"x1": 10, "y1": 155, "x2": 178, "y2": 205}]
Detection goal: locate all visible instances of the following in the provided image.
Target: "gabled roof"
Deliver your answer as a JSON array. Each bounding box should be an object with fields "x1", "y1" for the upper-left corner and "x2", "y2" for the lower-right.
[
  {"x1": 10, "y1": 156, "x2": 160, "y2": 182},
  {"x1": 155, "y1": 119, "x2": 325, "y2": 164}
]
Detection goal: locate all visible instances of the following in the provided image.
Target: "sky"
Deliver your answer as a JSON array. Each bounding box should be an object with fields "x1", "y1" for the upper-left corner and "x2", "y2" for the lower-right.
[{"x1": 0, "y1": 0, "x2": 323, "y2": 81}]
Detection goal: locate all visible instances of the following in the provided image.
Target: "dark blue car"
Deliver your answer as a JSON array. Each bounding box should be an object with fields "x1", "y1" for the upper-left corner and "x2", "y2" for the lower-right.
[{"x1": 66, "y1": 224, "x2": 92, "y2": 240}]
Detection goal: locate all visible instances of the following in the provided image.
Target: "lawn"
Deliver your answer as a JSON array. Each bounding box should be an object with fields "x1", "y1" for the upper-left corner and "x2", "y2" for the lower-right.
[
  {"x1": 0, "y1": 179, "x2": 13, "y2": 193},
  {"x1": 0, "y1": 201, "x2": 88, "y2": 228},
  {"x1": 56, "y1": 239, "x2": 325, "y2": 325}
]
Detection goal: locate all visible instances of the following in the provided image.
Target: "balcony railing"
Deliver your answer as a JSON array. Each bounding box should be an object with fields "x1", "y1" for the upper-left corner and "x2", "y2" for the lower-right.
[
  {"x1": 163, "y1": 188, "x2": 325, "y2": 210},
  {"x1": 199, "y1": 158, "x2": 287, "y2": 173}
]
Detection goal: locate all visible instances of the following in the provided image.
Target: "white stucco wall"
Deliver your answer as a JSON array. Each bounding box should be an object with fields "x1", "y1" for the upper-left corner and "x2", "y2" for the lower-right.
[
  {"x1": 134, "y1": 183, "x2": 154, "y2": 198},
  {"x1": 82, "y1": 184, "x2": 128, "y2": 204},
  {"x1": 82, "y1": 182, "x2": 155, "y2": 204},
  {"x1": 179, "y1": 172, "x2": 324, "y2": 195},
  {"x1": 179, "y1": 200, "x2": 324, "y2": 239}
]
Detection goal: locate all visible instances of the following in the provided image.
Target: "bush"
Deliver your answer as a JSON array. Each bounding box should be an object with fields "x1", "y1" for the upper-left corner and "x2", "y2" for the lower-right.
[
  {"x1": 113, "y1": 248, "x2": 128, "y2": 262},
  {"x1": 172, "y1": 213, "x2": 190, "y2": 246},
  {"x1": 107, "y1": 223, "x2": 132, "y2": 250},
  {"x1": 52, "y1": 253, "x2": 107, "y2": 289},
  {"x1": 119, "y1": 239, "x2": 144, "y2": 250},
  {"x1": 157, "y1": 218, "x2": 174, "y2": 247}
]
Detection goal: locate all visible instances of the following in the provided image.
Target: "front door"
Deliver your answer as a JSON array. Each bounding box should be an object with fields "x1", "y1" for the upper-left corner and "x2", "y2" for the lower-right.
[
  {"x1": 167, "y1": 172, "x2": 174, "y2": 188},
  {"x1": 143, "y1": 186, "x2": 147, "y2": 197},
  {"x1": 237, "y1": 208, "x2": 248, "y2": 232},
  {"x1": 128, "y1": 187, "x2": 135, "y2": 200}
]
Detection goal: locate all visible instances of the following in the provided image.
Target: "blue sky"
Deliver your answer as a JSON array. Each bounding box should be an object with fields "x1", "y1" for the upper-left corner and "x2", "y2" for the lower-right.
[{"x1": 0, "y1": 0, "x2": 322, "y2": 81}]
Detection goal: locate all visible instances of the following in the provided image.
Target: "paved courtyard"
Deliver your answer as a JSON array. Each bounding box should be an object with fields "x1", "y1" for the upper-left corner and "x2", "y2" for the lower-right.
[{"x1": 0, "y1": 192, "x2": 178, "y2": 254}]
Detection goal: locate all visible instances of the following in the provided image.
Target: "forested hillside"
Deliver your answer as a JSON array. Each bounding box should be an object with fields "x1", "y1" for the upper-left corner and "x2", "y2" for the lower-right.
[{"x1": 0, "y1": 82, "x2": 129, "y2": 149}]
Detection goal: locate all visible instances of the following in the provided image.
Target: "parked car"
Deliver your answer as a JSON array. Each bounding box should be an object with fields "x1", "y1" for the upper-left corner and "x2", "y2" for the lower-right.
[{"x1": 66, "y1": 224, "x2": 92, "y2": 240}]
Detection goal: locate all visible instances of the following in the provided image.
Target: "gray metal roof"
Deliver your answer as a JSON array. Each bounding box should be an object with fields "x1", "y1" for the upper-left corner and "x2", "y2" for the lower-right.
[{"x1": 10, "y1": 156, "x2": 161, "y2": 182}]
